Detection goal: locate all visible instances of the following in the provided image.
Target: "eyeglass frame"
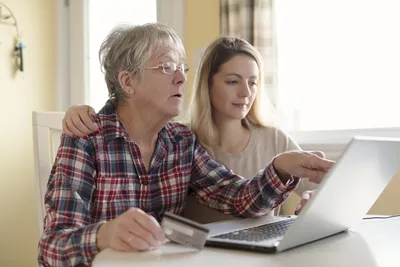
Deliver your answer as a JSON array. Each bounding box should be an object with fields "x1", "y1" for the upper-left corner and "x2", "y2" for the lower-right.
[{"x1": 146, "y1": 61, "x2": 189, "y2": 75}]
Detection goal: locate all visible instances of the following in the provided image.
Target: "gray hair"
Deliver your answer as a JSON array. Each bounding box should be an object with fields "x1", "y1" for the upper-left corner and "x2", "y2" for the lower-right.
[{"x1": 99, "y1": 23, "x2": 185, "y2": 105}]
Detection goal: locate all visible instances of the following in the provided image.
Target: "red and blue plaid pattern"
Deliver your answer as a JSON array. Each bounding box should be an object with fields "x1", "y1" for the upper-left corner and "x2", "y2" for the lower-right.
[{"x1": 38, "y1": 101, "x2": 298, "y2": 266}]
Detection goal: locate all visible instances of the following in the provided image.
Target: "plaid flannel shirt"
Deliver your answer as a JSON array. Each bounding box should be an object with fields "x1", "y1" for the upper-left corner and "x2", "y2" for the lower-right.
[{"x1": 38, "y1": 101, "x2": 299, "y2": 266}]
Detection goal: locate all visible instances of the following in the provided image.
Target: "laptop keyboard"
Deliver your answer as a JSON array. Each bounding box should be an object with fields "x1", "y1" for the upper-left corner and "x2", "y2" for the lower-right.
[{"x1": 211, "y1": 218, "x2": 295, "y2": 242}]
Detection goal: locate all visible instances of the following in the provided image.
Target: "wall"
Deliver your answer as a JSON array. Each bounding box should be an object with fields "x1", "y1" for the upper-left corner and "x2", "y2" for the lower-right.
[
  {"x1": 0, "y1": 1, "x2": 56, "y2": 266},
  {"x1": 370, "y1": 172, "x2": 400, "y2": 214},
  {"x1": 183, "y1": 0, "x2": 220, "y2": 109}
]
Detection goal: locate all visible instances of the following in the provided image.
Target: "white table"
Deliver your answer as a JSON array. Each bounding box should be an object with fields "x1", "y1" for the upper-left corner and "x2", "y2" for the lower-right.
[{"x1": 93, "y1": 217, "x2": 400, "y2": 267}]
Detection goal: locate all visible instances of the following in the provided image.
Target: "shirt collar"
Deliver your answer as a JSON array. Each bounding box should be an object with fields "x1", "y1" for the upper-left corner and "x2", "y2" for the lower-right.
[{"x1": 96, "y1": 100, "x2": 184, "y2": 145}]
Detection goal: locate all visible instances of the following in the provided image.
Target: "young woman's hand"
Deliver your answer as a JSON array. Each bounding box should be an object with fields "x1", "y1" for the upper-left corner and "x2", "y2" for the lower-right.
[
  {"x1": 62, "y1": 105, "x2": 98, "y2": 137},
  {"x1": 295, "y1": 190, "x2": 315, "y2": 215}
]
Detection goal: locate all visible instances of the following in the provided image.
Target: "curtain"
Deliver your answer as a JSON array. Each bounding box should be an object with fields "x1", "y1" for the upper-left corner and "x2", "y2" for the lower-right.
[{"x1": 220, "y1": 0, "x2": 278, "y2": 107}]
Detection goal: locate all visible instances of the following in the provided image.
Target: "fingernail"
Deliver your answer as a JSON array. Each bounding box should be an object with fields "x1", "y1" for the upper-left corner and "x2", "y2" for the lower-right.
[{"x1": 296, "y1": 204, "x2": 301, "y2": 212}]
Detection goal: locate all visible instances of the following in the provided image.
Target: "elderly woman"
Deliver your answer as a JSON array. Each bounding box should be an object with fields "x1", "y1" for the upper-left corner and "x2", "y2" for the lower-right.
[{"x1": 38, "y1": 23, "x2": 333, "y2": 267}]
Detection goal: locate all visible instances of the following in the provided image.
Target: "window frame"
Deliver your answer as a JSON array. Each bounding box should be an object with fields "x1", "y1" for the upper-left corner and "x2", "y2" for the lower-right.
[
  {"x1": 290, "y1": 127, "x2": 400, "y2": 160},
  {"x1": 55, "y1": 0, "x2": 184, "y2": 111}
]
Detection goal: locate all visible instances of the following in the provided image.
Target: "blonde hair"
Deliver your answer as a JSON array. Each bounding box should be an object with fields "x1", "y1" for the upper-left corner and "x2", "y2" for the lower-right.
[
  {"x1": 99, "y1": 23, "x2": 185, "y2": 105},
  {"x1": 187, "y1": 36, "x2": 275, "y2": 154}
]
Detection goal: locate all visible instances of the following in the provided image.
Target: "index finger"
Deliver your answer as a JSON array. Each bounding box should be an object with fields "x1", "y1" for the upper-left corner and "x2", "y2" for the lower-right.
[
  {"x1": 79, "y1": 112, "x2": 98, "y2": 132},
  {"x1": 62, "y1": 119, "x2": 76, "y2": 138},
  {"x1": 309, "y1": 155, "x2": 335, "y2": 172}
]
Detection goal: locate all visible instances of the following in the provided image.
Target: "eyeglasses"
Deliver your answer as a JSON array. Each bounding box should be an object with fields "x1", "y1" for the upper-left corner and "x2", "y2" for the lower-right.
[{"x1": 146, "y1": 62, "x2": 189, "y2": 75}]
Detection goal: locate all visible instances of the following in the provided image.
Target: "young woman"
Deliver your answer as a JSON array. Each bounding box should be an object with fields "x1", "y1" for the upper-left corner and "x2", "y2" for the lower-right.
[{"x1": 62, "y1": 36, "x2": 321, "y2": 224}]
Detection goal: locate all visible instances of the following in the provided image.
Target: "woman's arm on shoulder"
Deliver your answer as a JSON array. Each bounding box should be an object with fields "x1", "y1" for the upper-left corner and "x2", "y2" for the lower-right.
[{"x1": 62, "y1": 105, "x2": 98, "y2": 137}]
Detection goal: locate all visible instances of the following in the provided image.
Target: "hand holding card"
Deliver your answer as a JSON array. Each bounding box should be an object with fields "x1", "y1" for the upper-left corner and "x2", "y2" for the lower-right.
[{"x1": 161, "y1": 212, "x2": 210, "y2": 250}]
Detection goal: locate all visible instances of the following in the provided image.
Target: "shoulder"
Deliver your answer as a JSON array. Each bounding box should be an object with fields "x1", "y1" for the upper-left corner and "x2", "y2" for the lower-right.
[
  {"x1": 252, "y1": 125, "x2": 300, "y2": 151},
  {"x1": 252, "y1": 125, "x2": 290, "y2": 140},
  {"x1": 53, "y1": 134, "x2": 96, "y2": 169},
  {"x1": 60, "y1": 133, "x2": 95, "y2": 154}
]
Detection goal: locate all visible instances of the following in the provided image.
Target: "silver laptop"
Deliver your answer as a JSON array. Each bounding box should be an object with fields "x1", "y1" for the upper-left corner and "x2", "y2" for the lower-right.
[{"x1": 205, "y1": 136, "x2": 400, "y2": 253}]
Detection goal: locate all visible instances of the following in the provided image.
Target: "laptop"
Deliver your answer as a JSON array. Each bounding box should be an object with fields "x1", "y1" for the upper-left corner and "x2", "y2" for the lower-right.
[{"x1": 205, "y1": 136, "x2": 400, "y2": 253}]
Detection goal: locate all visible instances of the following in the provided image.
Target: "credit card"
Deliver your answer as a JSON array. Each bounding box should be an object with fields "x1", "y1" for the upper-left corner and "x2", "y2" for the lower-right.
[{"x1": 161, "y1": 211, "x2": 210, "y2": 250}]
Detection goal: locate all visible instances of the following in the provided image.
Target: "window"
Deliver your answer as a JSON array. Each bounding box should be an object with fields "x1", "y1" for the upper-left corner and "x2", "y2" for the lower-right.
[
  {"x1": 62, "y1": 0, "x2": 182, "y2": 111},
  {"x1": 275, "y1": 0, "x2": 400, "y2": 132},
  {"x1": 88, "y1": 0, "x2": 157, "y2": 111}
]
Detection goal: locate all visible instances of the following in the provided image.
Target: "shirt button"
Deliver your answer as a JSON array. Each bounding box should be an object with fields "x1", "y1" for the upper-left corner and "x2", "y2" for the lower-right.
[{"x1": 141, "y1": 180, "x2": 149, "y2": 185}]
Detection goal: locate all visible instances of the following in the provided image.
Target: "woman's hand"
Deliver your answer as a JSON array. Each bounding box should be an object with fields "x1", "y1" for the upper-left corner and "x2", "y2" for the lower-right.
[
  {"x1": 273, "y1": 151, "x2": 334, "y2": 184},
  {"x1": 96, "y1": 208, "x2": 166, "y2": 252},
  {"x1": 295, "y1": 190, "x2": 315, "y2": 215},
  {"x1": 62, "y1": 105, "x2": 98, "y2": 137}
]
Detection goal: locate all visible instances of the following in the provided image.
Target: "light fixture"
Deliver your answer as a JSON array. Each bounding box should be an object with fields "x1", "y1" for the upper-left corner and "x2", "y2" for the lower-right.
[{"x1": 0, "y1": 2, "x2": 24, "y2": 72}]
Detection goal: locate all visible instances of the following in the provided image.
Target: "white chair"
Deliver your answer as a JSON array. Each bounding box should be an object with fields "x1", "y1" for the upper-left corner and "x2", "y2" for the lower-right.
[{"x1": 32, "y1": 111, "x2": 65, "y2": 234}]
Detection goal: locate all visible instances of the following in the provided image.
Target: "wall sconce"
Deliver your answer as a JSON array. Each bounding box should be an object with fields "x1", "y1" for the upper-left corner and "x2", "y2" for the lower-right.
[{"x1": 0, "y1": 2, "x2": 24, "y2": 72}]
